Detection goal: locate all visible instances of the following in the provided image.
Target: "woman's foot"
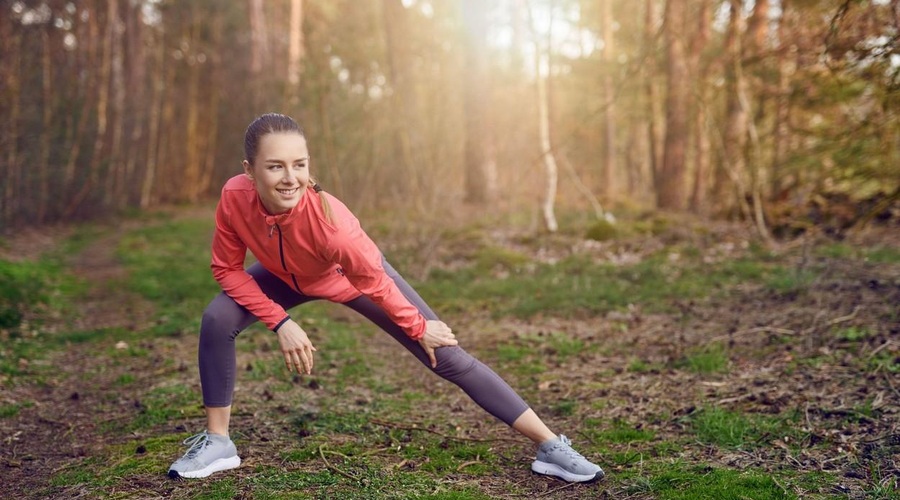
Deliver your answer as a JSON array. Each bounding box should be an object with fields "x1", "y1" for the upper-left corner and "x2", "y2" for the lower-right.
[
  {"x1": 531, "y1": 434, "x2": 604, "y2": 483},
  {"x1": 168, "y1": 431, "x2": 241, "y2": 479}
]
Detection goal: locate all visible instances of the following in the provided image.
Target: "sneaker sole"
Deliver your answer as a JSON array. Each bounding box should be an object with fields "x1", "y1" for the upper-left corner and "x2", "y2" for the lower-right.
[
  {"x1": 531, "y1": 460, "x2": 604, "y2": 483},
  {"x1": 168, "y1": 455, "x2": 241, "y2": 479}
]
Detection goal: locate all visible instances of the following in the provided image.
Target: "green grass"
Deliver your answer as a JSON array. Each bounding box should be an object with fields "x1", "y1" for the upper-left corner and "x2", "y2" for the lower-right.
[
  {"x1": 116, "y1": 219, "x2": 219, "y2": 335},
  {"x1": 679, "y1": 343, "x2": 730, "y2": 374},
  {"x1": 414, "y1": 244, "x2": 819, "y2": 320},
  {"x1": 687, "y1": 407, "x2": 803, "y2": 449},
  {"x1": 642, "y1": 465, "x2": 797, "y2": 499}
]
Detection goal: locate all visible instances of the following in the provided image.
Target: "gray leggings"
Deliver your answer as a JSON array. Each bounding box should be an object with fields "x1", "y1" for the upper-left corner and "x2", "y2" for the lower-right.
[{"x1": 198, "y1": 260, "x2": 530, "y2": 426}]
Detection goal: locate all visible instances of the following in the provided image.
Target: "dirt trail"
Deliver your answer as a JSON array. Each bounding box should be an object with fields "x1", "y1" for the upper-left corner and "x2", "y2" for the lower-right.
[{"x1": 1, "y1": 226, "x2": 157, "y2": 493}]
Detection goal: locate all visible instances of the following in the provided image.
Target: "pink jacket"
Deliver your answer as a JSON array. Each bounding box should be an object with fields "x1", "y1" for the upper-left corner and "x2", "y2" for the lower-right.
[{"x1": 210, "y1": 174, "x2": 427, "y2": 339}]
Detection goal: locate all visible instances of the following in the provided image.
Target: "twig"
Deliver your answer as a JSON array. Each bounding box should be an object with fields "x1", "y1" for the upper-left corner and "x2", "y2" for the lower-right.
[
  {"x1": 370, "y1": 419, "x2": 520, "y2": 443},
  {"x1": 537, "y1": 481, "x2": 578, "y2": 497},
  {"x1": 823, "y1": 306, "x2": 861, "y2": 327},
  {"x1": 318, "y1": 444, "x2": 357, "y2": 481},
  {"x1": 710, "y1": 326, "x2": 796, "y2": 343},
  {"x1": 867, "y1": 340, "x2": 896, "y2": 360},
  {"x1": 772, "y1": 476, "x2": 790, "y2": 497},
  {"x1": 456, "y1": 455, "x2": 481, "y2": 471},
  {"x1": 883, "y1": 371, "x2": 900, "y2": 401}
]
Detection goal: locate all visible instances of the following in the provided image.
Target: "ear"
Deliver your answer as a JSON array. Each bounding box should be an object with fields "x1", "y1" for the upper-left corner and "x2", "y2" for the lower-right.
[{"x1": 242, "y1": 160, "x2": 253, "y2": 179}]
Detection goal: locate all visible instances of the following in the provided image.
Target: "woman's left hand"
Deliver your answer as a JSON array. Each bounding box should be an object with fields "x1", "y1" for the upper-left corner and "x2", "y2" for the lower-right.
[{"x1": 418, "y1": 320, "x2": 458, "y2": 368}]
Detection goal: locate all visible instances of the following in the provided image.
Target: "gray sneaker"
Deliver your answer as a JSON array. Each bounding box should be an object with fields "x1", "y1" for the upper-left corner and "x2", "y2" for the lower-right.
[
  {"x1": 168, "y1": 432, "x2": 241, "y2": 479},
  {"x1": 531, "y1": 434, "x2": 604, "y2": 483}
]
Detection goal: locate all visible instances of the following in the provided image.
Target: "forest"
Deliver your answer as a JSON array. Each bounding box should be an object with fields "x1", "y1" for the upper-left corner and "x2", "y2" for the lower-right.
[
  {"x1": 1, "y1": 1, "x2": 899, "y2": 499},
  {"x1": 1, "y1": 0, "x2": 897, "y2": 234}
]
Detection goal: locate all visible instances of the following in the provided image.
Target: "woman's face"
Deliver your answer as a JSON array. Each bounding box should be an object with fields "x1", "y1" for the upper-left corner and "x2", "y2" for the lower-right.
[{"x1": 243, "y1": 132, "x2": 310, "y2": 215}]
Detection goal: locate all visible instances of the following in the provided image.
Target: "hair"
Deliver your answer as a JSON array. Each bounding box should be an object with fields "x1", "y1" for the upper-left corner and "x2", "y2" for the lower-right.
[{"x1": 244, "y1": 113, "x2": 334, "y2": 223}]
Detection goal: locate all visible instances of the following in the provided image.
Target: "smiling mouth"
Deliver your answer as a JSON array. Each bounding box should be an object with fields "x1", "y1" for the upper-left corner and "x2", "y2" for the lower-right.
[{"x1": 277, "y1": 187, "x2": 299, "y2": 196}]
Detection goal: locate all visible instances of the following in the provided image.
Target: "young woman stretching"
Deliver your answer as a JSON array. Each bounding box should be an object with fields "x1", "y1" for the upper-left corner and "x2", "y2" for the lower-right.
[{"x1": 167, "y1": 113, "x2": 603, "y2": 483}]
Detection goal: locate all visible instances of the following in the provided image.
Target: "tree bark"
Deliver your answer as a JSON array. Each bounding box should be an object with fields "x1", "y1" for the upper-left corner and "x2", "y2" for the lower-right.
[
  {"x1": 716, "y1": 0, "x2": 750, "y2": 218},
  {"x1": 39, "y1": 26, "x2": 52, "y2": 222},
  {"x1": 599, "y1": 0, "x2": 616, "y2": 198},
  {"x1": 141, "y1": 27, "x2": 165, "y2": 209},
  {"x1": 644, "y1": 0, "x2": 661, "y2": 200},
  {"x1": 689, "y1": 0, "x2": 712, "y2": 214},
  {"x1": 657, "y1": 0, "x2": 689, "y2": 210},
  {"x1": 460, "y1": 0, "x2": 498, "y2": 204},
  {"x1": 3, "y1": 25, "x2": 21, "y2": 225},
  {"x1": 285, "y1": 0, "x2": 305, "y2": 108},
  {"x1": 247, "y1": 0, "x2": 269, "y2": 75},
  {"x1": 771, "y1": 0, "x2": 795, "y2": 199}
]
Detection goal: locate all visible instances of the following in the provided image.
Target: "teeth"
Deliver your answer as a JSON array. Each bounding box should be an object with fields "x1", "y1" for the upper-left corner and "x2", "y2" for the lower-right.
[{"x1": 277, "y1": 188, "x2": 298, "y2": 195}]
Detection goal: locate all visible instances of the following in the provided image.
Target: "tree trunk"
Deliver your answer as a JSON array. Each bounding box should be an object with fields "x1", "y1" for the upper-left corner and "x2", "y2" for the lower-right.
[
  {"x1": 689, "y1": 0, "x2": 711, "y2": 214},
  {"x1": 382, "y1": 0, "x2": 428, "y2": 203},
  {"x1": 141, "y1": 28, "x2": 165, "y2": 209},
  {"x1": 771, "y1": 0, "x2": 795, "y2": 199},
  {"x1": 716, "y1": 0, "x2": 750, "y2": 218},
  {"x1": 460, "y1": 0, "x2": 498, "y2": 204},
  {"x1": 39, "y1": 26, "x2": 52, "y2": 222},
  {"x1": 599, "y1": 0, "x2": 616, "y2": 198},
  {"x1": 285, "y1": 0, "x2": 305, "y2": 108},
  {"x1": 537, "y1": 56, "x2": 559, "y2": 233},
  {"x1": 184, "y1": 8, "x2": 202, "y2": 202},
  {"x1": 68, "y1": 0, "x2": 113, "y2": 216},
  {"x1": 247, "y1": 0, "x2": 269, "y2": 75},
  {"x1": 657, "y1": 0, "x2": 689, "y2": 210},
  {"x1": 108, "y1": 0, "x2": 126, "y2": 208},
  {"x1": 124, "y1": 0, "x2": 147, "y2": 206},
  {"x1": 3, "y1": 27, "x2": 21, "y2": 225},
  {"x1": 644, "y1": 0, "x2": 661, "y2": 200}
]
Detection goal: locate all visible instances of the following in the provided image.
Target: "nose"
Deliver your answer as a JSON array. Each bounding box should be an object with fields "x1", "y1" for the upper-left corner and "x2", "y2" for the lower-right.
[{"x1": 282, "y1": 168, "x2": 296, "y2": 185}]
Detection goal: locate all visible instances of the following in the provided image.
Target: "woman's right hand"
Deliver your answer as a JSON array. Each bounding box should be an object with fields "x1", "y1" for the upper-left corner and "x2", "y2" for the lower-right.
[
  {"x1": 276, "y1": 319, "x2": 317, "y2": 374},
  {"x1": 418, "y1": 320, "x2": 459, "y2": 368}
]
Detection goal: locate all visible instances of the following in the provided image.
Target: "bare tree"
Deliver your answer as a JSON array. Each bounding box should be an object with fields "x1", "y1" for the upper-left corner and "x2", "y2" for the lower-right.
[
  {"x1": 689, "y1": 0, "x2": 712, "y2": 214},
  {"x1": 599, "y1": 0, "x2": 616, "y2": 198},
  {"x1": 657, "y1": 0, "x2": 689, "y2": 210},
  {"x1": 285, "y1": 0, "x2": 305, "y2": 108},
  {"x1": 460, "y1": 0, "x2": 498, "y2": 204}
]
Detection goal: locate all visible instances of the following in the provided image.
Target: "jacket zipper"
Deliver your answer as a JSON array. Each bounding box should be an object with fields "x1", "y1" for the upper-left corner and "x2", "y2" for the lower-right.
[{"x1": 273, "y1": 223, "x2": 303, "y2": 293}]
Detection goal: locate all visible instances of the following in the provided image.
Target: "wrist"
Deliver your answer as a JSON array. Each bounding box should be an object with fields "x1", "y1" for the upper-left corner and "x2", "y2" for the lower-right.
[{"x1": 273, "y1": 315, "x2": 291, "y2": 333}]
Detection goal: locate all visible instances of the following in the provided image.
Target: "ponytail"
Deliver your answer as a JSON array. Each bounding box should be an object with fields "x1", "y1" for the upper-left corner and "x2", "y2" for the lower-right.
[{"x1": 311, "y1": 179, "x2": 336, "y2": 225}]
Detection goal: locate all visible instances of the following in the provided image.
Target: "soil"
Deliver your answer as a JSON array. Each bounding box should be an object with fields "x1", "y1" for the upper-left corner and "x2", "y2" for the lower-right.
[{"x1": 1, "y1": 210, "x2": 898, "y2": 499}]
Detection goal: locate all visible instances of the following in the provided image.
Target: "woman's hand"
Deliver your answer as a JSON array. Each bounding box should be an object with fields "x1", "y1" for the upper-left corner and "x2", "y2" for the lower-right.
[
  {"x1": 276, "y1": 319, "x2": 317, "y2": 374},
  {"x1": 418, "y1": 320, "x2": 458, "y2": 368}
]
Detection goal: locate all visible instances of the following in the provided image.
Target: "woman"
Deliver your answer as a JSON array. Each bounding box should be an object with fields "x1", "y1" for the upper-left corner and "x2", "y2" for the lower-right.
[{"x1": 168, "y1": 113, "x2": 603, "y2": 483}]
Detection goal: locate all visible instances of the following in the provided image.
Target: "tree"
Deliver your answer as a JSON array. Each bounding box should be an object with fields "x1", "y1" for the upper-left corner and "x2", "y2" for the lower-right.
[
  {"x1": 460, "y1": 0, "x2": 498, "y2": 204},
  {"x1": 656, "y1": 0, "x2": 689, "y2": 210}
]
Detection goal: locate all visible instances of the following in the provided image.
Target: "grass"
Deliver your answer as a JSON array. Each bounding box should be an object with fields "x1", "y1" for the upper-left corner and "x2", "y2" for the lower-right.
[
  {"x1": 4, "y1": 211, "x2": 898, "y2": 499},
  {"x1": 687, "y1": 407, "x2": 803, "y2": 449}
]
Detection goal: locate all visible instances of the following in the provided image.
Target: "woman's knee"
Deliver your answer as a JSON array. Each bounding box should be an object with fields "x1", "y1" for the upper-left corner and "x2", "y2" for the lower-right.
[
  {"x1": 200, "y1": 296, "x2": 247, "y2": 344},
  {"x1": 431, "y1": 346, "x2": 478, "y2": 380}
]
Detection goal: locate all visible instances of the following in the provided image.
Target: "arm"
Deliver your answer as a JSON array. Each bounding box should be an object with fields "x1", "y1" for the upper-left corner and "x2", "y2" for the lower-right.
[
  {"x1": 210, "y1": 197, "x2": 289, "y2": 331},
  {"x1": 323, "y1": 214, "x2": 427, "y2": 340}
]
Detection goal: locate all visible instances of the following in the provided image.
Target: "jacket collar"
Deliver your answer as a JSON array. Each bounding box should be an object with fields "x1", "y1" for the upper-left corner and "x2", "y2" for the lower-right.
[{"x1": 256, "y1": 188, "x2": 310, "y2": 228}]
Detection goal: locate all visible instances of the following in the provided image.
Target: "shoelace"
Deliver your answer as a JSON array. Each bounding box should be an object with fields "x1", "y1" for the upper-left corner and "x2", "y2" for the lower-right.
[
  {"x1": 181, "y1": 432, "x2": 211, "y2": 459},
  {"x1": 555, "y1": 435, "x2": 587, "y2": 461}
]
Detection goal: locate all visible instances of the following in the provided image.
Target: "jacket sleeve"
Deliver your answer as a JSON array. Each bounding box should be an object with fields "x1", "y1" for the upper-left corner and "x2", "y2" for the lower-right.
[
  {"x1": 324, "y1": 213, "x2": 427, "y2": 340},
  {"x1": 210, "y1": 196, "x2": 290, "y2": 331}
]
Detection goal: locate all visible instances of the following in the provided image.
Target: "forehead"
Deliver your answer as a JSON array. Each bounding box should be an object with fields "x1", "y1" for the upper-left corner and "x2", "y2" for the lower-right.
[{"x1": 257, "y1": 132, "x2": 308, "y2": 160}]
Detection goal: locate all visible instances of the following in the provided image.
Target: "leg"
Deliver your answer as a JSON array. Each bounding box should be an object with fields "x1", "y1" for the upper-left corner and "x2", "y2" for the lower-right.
[
  {"x1": 198, "y1": 262, "x2": 317, "y2": 435},
  {"x1": 343, "y1": 258, "x2": 552, "y2": 441}
]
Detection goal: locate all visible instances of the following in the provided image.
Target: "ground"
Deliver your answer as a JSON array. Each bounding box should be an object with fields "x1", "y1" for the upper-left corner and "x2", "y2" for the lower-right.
[{"x1": 0, "y1": 206, "x2": 898, "y2": 499}]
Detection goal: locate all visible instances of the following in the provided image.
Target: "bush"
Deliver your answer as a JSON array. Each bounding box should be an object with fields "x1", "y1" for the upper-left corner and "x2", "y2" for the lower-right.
[{"x1": 0, "y1": 259, "x2": 51, "y2": 329}]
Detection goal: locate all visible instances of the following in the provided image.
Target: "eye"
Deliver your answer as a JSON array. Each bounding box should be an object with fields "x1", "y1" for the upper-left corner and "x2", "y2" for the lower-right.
[{"x1": 267, "y1": 164, "x2": 283, "y2": 170}]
